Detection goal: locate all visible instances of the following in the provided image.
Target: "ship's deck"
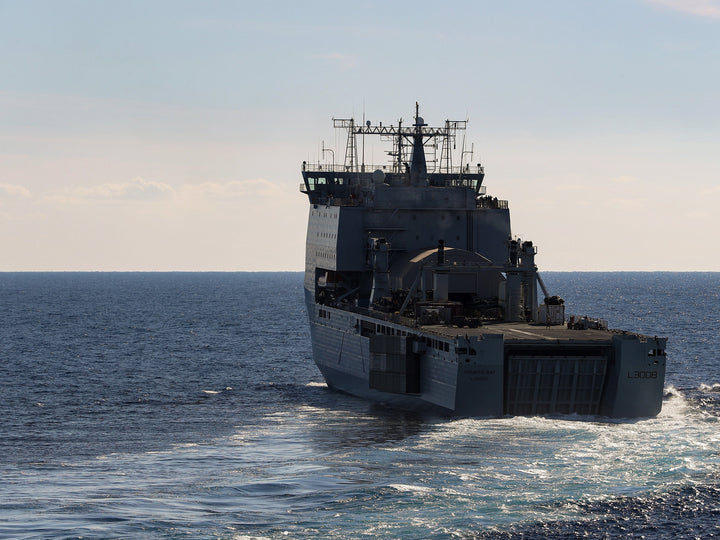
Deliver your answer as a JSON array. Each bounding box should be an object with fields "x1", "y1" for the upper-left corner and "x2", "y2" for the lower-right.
[{"x1": 421, "y1": 321, "x2": 634, "y2": 343}]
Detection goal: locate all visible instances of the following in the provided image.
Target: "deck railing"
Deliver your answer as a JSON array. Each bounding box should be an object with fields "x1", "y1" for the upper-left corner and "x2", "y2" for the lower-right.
[
  {"x1": 338, "y1": 303, "x2": 419, "y2": 328},
  {"x1": 302, "y1": 163, "x2": 485, "y2": 176}
]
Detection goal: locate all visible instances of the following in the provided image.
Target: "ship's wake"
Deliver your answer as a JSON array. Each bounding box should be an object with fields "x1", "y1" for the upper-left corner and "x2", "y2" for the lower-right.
[{"x1": 205, "y1": 383, "x2": 720, "y2": 537}]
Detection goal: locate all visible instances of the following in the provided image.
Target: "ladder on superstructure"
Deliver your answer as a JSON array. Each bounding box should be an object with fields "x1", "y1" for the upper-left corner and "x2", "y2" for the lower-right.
[{"x1": 333, "y1": 118, "x2": 358, "y2": 172}]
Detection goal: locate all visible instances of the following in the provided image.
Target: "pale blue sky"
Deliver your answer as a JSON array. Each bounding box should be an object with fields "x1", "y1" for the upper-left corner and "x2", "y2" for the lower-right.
[{"x1": 1, "y1": 0, "x2": 719, "y2": 270}]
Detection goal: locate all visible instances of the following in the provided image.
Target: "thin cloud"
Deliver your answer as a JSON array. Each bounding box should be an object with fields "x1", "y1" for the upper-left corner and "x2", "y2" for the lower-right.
[
  {"x1": 39, "y1": 177, "x2": 286, "y2": 206},
  {"x1": 49, "y1": 177, "x2": 175, "y2": 203},
  {"x1": 684, "y1": 209, "x2": 713, "y2": 222},
  {"x1": 645, "y1": 0, "x2": 720, "y2": 18},
  {"x1": 185, "y1": 178, "x2": 283, "y2": 201},
  {"x1": 0, "y1": 183, "x2": 32, "y2": 199}
]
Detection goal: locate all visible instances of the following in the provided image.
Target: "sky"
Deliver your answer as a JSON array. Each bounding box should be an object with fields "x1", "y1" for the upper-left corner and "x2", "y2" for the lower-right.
[{"x1": 1, "y1": 0, "x2": 719, "y2": 271}]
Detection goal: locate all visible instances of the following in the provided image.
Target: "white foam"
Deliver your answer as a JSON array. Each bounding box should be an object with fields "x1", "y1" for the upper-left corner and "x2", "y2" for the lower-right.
[
  {"x1": 405, "y1": 386, "x2": 720, "y2": 519},
  {"x1": 389, "y1": 483, "x2": 433, "y2": 494}
]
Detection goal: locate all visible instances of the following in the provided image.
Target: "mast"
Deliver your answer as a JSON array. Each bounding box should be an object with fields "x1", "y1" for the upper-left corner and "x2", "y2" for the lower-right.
[
  {"x1": 318, "y1": 106, "x2": 479, "y2": 191},
  {"x1": 410, "y1": 102, "x2": 428, "y2": 186}
]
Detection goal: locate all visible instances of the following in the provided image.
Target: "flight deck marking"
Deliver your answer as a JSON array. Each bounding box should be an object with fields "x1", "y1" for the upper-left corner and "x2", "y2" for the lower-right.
[{"x1": 505, "y1": 328, "x2": 555, "y2": 340}]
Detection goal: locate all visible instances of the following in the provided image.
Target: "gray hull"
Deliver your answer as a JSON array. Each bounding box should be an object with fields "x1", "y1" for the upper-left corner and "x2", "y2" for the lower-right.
[{"x1": 305, "y1": 290, "x2": 667, "y2": 418}]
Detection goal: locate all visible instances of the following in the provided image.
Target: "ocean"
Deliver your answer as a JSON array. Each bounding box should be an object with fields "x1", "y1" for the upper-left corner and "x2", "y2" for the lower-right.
[{"x1": 1, "y1": 272, "x2": 719, "y2": 539}]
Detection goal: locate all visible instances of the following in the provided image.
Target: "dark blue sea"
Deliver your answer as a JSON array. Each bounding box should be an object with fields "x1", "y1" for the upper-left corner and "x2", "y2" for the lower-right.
[{"x1": 1, "y1": 272, "x2": 719, "y2": 539}]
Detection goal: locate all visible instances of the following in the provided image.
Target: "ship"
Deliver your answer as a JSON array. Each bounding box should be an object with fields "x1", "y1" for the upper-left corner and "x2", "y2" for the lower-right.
[{"x1": 301, "y1": 105, "x2": 666, "y2": 418}]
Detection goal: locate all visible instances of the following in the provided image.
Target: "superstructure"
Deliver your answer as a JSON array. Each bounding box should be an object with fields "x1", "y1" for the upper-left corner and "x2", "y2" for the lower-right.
[{"x1": 301, "y1": 105, "x2": 666, "y2": 417}]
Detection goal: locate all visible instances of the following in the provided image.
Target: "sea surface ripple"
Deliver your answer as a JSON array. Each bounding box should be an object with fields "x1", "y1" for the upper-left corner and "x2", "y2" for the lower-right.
[{"x1": 1, "y1": 272, "x2": 719, "y2": 539}]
